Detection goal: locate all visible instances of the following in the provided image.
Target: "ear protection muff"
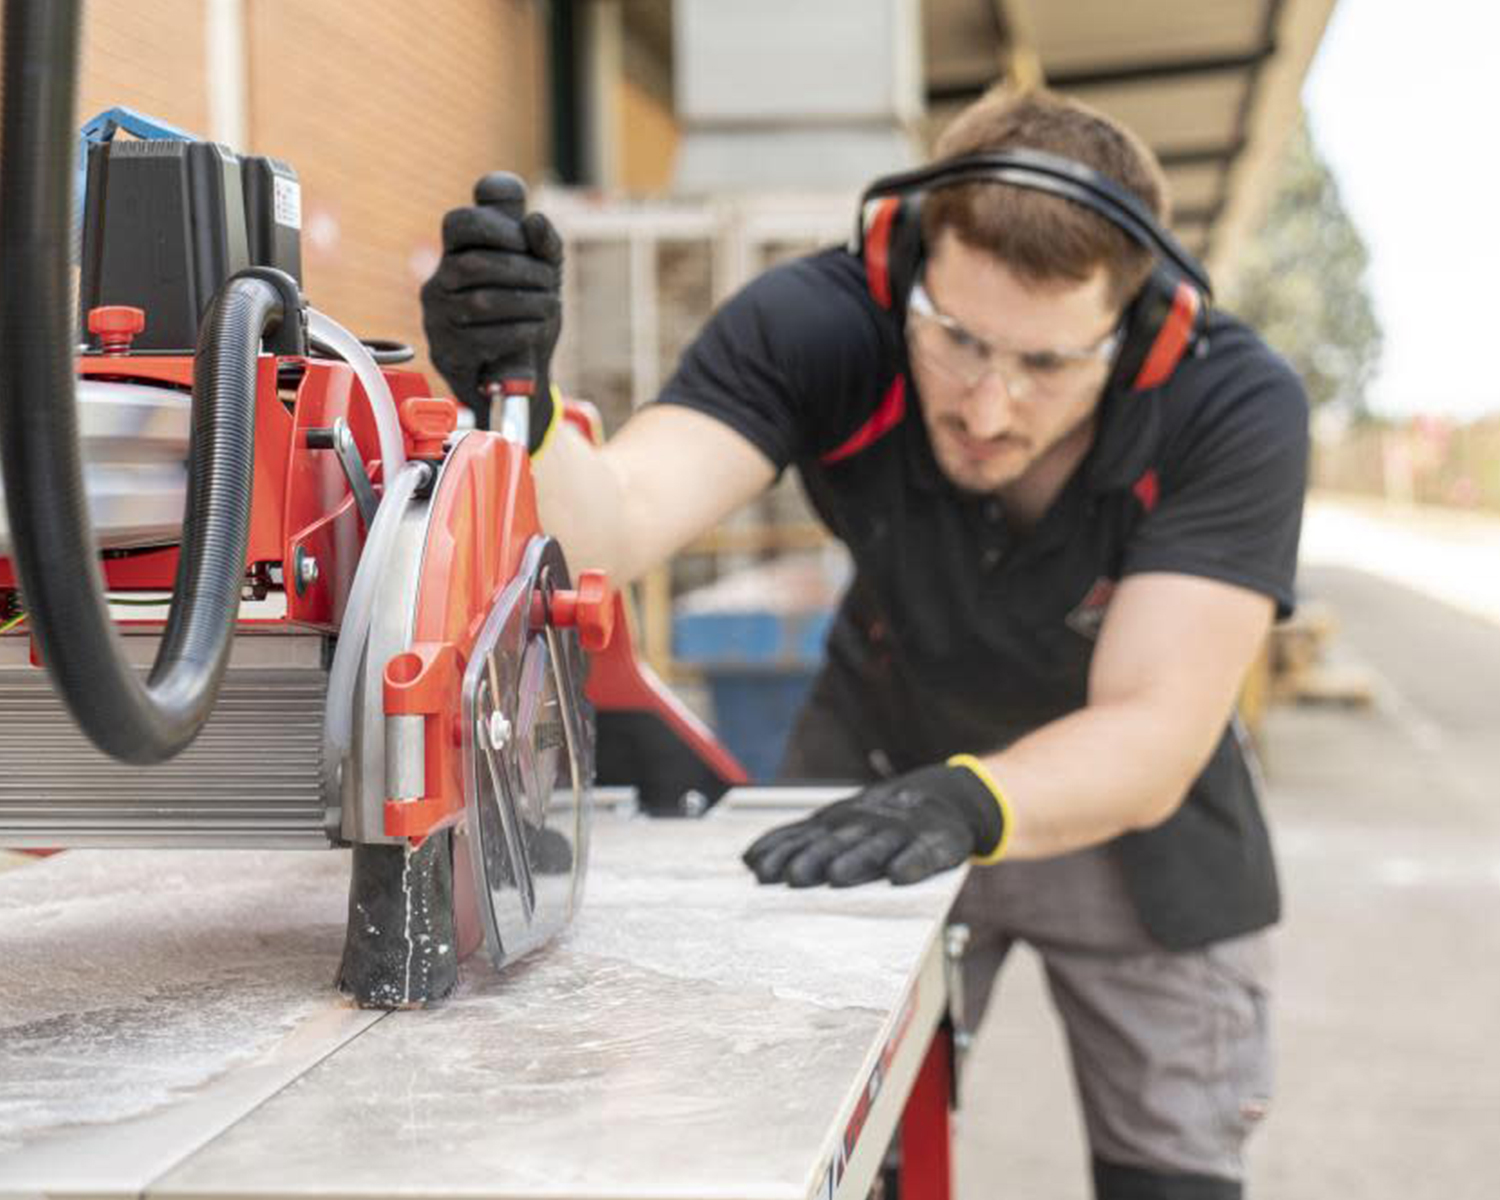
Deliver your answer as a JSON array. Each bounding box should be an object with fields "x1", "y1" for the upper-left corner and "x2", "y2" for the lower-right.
[{"x1": 852, "y1": 148, "x2": 1212, "y2": 393}]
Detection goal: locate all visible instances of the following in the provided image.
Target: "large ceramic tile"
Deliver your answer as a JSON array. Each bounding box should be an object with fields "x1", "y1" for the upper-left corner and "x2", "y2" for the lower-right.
[
  {"x1": 155, "y1": 813, "x2": 962, "y2": 1200},
  {"x1": 0, "y1": 851, "x2": 379, "y2": 1197}
]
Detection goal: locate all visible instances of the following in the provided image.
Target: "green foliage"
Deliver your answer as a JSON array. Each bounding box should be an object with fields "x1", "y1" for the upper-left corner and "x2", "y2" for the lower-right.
[{"x1": 1225, "y1": 110, "x2": 1383, "y2": 415}]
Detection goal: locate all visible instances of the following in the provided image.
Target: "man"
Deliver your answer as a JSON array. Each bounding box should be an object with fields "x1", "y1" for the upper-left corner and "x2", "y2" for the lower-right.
[{"x1": 422, "y1": 89, "x2": 1307, "y2": 1200}]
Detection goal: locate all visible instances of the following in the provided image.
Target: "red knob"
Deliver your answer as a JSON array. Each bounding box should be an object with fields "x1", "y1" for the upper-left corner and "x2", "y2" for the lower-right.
[
  {"x1": 399, "y1": 397, "x2": 458, "y2": 459},
  {"x1": 87, "y1": 305, "x2": 145, "y2": 354},
  {"x1": 573, "y1": 570, "x2": 614, "y2": 652},
  {"x1": 545, "y1": 570, "x2": 615, "y2": 652}
]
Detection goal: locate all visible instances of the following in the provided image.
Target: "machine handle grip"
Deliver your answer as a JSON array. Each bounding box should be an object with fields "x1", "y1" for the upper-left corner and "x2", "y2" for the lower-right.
[
  {"x1": 472, "y1": 171, "x2": 537, "y2": 435},
  {"x1": 472, "y1": 171, "x2": 527, "y2": 219}
]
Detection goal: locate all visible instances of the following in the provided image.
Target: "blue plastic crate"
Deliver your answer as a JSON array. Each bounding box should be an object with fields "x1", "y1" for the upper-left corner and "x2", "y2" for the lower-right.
[
  {"x1": 672, "y1": 609, "x2": 833, "y2": 666},
  {"x1": 698, "y1": 665, "x2": 819, "y2": 782},
  {"x1": 672, "y1": 608, "x2": 834, "y2": 782}
]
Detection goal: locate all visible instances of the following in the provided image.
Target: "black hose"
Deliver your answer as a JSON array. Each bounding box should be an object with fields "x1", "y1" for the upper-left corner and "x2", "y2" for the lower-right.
[{"x1": 0, "y1": 0, "x2": 277, "y2": 764}]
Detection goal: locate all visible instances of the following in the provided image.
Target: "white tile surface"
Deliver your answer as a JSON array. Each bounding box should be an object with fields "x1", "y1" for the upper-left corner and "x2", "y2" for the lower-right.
[
  {"x1": 0, "y1": 850, "x2": 377, "y2": 1197},
  {"x1": 0, "y1": 813, "x2": 964, "y2": 1200}
]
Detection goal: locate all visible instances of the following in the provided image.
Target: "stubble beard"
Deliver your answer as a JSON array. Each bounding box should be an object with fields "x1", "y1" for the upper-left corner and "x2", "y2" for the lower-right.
[
  {"x1": 929, "y1": 405, "x2": 1098, "y2": 498},
  {"x1": 931, "y1": 427, "x2": 1027, "y2": 494}
]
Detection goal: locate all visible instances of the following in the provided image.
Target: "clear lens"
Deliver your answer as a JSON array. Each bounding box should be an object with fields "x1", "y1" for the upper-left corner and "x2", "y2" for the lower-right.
[
  {"x1": 909, "y1": 311, "x2": 993, "y2": 389},
  {"x1": 906, "y1": 282, "x2": 1120, "y2": 398}
]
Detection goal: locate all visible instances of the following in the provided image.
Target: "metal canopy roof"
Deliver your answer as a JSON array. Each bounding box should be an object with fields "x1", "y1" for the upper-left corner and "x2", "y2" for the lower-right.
[
  {"x1": 614, "y1": 0, "x2": 1335, "y2": 285},
  {"x1": 920, "y1": 0, "x2": 1338, "y2": 284}
]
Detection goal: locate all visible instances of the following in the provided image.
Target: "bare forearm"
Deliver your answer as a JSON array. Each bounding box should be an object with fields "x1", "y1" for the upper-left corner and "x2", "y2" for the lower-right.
[
  {"x1": 533, "y1": 404, "x2": 777, "y2": 587},
  {"x1": 975, "y1": 698, "x2": 1218, "y2": 860},
  {"x1": 533, "y1": 425, "x2": 644, "y2": 583},
  {"x1": 974, "y1": 577, "x2": 1271, "y2": 861}
]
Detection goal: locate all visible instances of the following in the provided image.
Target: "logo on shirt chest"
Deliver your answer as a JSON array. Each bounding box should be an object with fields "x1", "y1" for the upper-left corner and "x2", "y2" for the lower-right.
[{"x1": 1065, "y1": 577, "x2": 1116, "y2": 640}]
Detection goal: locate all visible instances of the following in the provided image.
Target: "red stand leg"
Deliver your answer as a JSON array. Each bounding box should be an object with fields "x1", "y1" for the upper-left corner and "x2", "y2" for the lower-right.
[{"x1": 899, "y1": 1027, "x2": 953, "y2": 1200}]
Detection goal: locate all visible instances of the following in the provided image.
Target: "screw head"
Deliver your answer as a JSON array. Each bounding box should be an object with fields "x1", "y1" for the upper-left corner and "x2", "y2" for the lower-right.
[
  {"x1": 293, "y1": 548, "x2": 319, "y2": 595},
  {"x1": 486, "y1": 711, "x2": 511, "y2": 750},
  {"x1": 680, "y1": 789, "x2": 710, "y2": 818}
]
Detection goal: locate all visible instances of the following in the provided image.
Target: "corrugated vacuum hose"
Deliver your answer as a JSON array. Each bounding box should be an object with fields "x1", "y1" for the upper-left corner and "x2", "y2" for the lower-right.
[{"x1": 0, "y1": 0, "x2": 287, "y2": 764}]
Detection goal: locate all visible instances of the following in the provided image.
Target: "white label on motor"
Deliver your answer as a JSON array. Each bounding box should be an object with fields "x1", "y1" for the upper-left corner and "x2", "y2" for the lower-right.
[{"x1": 273, "y1": 176, "x2": 302, "y2": 230}]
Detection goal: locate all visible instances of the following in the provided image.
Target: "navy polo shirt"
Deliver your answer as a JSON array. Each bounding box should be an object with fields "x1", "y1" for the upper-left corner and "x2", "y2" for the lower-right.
[{"x1": 655, "y1": 247, "x2": 1309, "y2": 950}]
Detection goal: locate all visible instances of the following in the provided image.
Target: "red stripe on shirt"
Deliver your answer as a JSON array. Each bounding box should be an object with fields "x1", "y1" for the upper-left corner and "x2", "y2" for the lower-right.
[{"x1": 821, "y1": 376, "x2": 907, "y2": 465}]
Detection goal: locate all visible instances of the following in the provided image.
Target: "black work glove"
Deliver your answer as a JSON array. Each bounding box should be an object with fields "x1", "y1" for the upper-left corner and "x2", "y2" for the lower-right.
[
  {"x1": 742, "y1": 759, "x2": 1010, "y2": 888},
  {"x1": 420, "y1": 203, "x2": 563, "y2": 453}
]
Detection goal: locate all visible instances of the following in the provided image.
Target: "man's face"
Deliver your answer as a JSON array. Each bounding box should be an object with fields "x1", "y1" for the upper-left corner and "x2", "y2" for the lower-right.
[{"x1": 907, "y1": 231, "x2": 1121, "y2": 495}]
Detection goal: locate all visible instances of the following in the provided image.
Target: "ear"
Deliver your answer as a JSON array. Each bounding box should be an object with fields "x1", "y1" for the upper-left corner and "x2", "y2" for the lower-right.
[{"x1": 1112, "y1": 267, "x2": 1206, "y2": 393}]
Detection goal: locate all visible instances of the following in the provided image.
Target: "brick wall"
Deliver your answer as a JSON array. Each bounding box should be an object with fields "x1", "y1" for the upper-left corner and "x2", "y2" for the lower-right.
[
  {"x1": 618, "y1": 72, "x2": 678, "y2": 194},
  {"x1": 245, "y1": 1, "x2": 548, "y2": 376},
  {"x1": 79, "y1": 2, "x2": 213, "y2": 134},
  {"x1": 65, "y1": 0, "x2": 548, "y2": 385}
]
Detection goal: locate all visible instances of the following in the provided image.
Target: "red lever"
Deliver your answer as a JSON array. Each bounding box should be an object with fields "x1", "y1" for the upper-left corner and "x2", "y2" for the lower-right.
[
  {"x1": 399, "y1": 397, "x2": 458, "y2": 459},
  {"x1": 87, "y1": 305, "x2": 145, "y2": 355},
  {"x1": 545, "y1": 570, "x2": 614, "y2": 652}
]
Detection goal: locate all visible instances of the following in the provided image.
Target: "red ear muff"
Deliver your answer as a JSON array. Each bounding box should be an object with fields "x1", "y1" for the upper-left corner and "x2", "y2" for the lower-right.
[
  {"x1": 855, "y1": 153, "x2": 1213, "y2": 377},
  {"x1": 863, "y1": 196, "x2": 901, "y2": 309},
  {"x1": 1131, "y1": 281, "x2": 1202, "y2": 390}
]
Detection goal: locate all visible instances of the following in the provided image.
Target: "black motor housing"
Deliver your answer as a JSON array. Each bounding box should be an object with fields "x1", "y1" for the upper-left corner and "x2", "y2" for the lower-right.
[{"x1": 78, "y1": 139, "x2": 303, "y2": 352}]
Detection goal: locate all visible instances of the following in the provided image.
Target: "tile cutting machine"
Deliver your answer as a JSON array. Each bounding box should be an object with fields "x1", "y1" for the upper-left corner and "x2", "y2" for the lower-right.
[{"x1": 0, "y1": 1, "x2": 745, "y2": 1008}]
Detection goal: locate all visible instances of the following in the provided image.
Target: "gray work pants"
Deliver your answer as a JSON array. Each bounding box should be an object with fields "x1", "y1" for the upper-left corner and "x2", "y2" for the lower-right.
[{"x1": 951, "y1": 847, "x2": 1274, "y2": 1183}]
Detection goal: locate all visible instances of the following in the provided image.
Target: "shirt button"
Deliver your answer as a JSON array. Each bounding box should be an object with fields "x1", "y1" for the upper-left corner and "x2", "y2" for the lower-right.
[
  {"x1": 983, "y1": 500, "x2": 1003, "y2": 523},
  {"x1": 981, "y1": 547, "x2": 1003, "y2": 570}
]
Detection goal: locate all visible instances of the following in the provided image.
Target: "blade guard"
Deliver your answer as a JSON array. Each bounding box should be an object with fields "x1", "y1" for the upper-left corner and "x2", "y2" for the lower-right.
[
  {"x1": 382, "y1": 432, "x2": 603, "y2": 973},
  {"x1": 459, "y1": 535, "x2": 594, "y2": 969}
]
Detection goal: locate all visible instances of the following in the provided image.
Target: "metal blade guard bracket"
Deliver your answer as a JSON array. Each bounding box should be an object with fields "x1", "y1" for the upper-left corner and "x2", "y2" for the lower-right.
[{"x1": 461, "y1": 536, "x2": 596, "y2": 968}]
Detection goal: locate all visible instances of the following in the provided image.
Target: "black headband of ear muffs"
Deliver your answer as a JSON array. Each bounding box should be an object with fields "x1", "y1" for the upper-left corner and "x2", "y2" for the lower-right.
[{"x1": 856, "y1": 147, "x2": 1212, "y2": 298}]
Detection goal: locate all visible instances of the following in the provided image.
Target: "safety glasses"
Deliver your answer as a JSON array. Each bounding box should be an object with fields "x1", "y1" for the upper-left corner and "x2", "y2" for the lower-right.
[{"x1": 906, "y1": 280, "x2": 1122, "y2": 398}]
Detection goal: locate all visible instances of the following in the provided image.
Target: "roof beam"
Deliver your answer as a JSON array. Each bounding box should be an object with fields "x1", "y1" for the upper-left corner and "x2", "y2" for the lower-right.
[
  {"x1": 1047, "y1": 44, "x2": 1278, "y2": 91},
  {"x1": 927, "y1": 43, "x2": 1276, "y2": 106},
  {"x1": 1171, "y1": 201, "x2": 1224, "y2": 228},
  {"x1": 1155, "y1": 139, "x2": 1247, "y2": 169}
]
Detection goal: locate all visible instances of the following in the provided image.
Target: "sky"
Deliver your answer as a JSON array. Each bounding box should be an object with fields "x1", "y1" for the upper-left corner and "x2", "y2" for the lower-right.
[{"x1": 1303, "y1": 1, "x2": 1500, "y2": 421}]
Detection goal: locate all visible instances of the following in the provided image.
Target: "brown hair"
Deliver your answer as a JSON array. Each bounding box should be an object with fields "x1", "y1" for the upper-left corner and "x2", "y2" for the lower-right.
[{"x1": 922, "y1": 88, "x2": 1170, "y2": 307}]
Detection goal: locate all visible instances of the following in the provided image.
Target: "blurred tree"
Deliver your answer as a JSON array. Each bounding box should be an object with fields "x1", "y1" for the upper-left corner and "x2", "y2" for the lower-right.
[{"x1": 1225, "y1": 109, "x2": 1383, "y2": 416}]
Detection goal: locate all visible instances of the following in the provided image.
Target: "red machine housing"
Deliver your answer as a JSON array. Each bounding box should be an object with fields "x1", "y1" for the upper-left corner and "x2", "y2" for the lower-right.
[{"x1": 2, "y1": 337, "x2": 745, "y2": 849}]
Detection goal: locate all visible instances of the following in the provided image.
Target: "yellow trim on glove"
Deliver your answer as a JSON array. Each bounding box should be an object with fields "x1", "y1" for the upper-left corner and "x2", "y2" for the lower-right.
[
  {"x1": 531, "y1": 384, "x2": 563, "y2": 461},
  {"x1": 947, "y1": 753, "x2": 1014, "y2": 864}
]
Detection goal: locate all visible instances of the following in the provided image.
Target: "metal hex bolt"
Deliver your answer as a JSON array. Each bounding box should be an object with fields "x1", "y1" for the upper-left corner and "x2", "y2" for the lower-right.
[{"x1": 293, "y1": 548, "x2": 320, "y2": 595}]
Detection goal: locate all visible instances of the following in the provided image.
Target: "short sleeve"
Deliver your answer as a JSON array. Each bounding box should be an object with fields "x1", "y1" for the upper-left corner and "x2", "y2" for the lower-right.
[
  {"x1": 651, "y1": 250, "x2": 895, "y2": 473},
  {"x1": 1121, "y1": 352, "x2": 1309, "y2": 618}
]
